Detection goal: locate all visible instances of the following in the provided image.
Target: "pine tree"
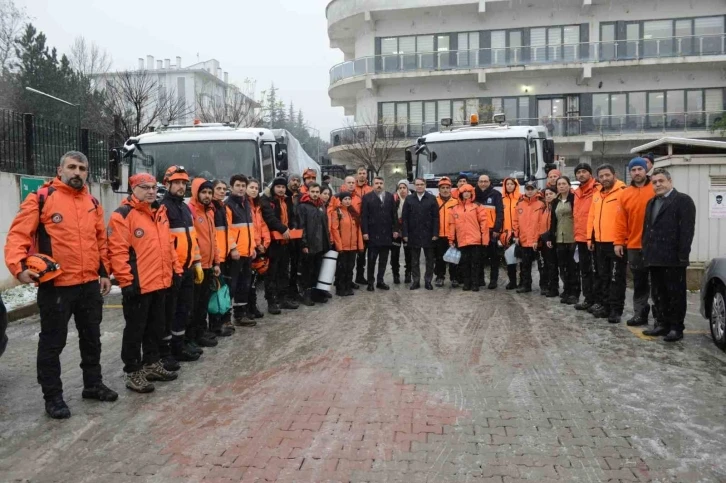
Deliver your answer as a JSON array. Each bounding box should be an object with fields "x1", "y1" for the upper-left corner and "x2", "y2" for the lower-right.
[{"x1": 264, "y1": 83, "x2": 278, "y2": 128}]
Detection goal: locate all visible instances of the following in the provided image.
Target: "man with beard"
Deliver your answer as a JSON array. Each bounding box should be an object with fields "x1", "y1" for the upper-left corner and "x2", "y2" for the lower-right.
[
  {"x1": 572, "y1": 163, "x2": 599, "y2": 311},
  {"x1": 360, "y1": 176, "x2": 398, "y2": 291},
  {"x1": 286, "y1": 173, "x2": 304, "y2": 302},
  {"x1": 475, "y1": 175, "x2": 504, "y2": 289},
  {"x1": 353, "y1": 167, "x2": 373, "y2": 285},
  {"x1": 225, "y1": 175, "x2": 257, "y2": 326}
]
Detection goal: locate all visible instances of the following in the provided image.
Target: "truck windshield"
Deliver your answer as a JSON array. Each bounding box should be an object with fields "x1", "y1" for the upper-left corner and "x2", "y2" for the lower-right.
[
  {"x1": 130, "y1": 140, "x2": 260, "y2": 181},
  {"x1": 418, "y1": 138, "x2": 528, "y2": 184}
]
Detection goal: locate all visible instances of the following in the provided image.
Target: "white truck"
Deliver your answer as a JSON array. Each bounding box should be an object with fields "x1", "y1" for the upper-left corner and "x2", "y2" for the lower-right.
[
  {"x1": 108, "y1": 122, "x2": 289, "y2": 193},
  {"x1": 405, "y1": 114, "x2": 556, "y2": 194}
]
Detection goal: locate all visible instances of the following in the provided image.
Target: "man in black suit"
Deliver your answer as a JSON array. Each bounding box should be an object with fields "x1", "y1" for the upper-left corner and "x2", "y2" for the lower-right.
[
  {"x1": 402, "y1": 178, "x2": 439, "y2": 290},
  {"x1": 361, "y1": 176, "x2": 399, "y2": 291},
  {"x1": 641, "y1": 168, "x2": 696, "y2": 342}
]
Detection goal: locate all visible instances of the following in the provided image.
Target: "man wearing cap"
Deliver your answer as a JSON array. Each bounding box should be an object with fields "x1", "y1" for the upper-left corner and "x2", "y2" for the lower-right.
[
  {"x1": 572, "y1": 162, "x2": 599, "y2": 311},
  {"x1": 5, "y1": 150, "x2": 117, "y2": 419},
  {"x1": 614, "y1": 158, "x2": 655, "y2": 327},
  {"x1": 390, "y1": 179, "x2": 411, "y2": 284},
  {"x1": 434, "y1": 177, "x2": 459, "y2": 287},
  {"x1": 451, "y1": 174, "x2": 468, "y2": 200},
  {"x1": 475, "y1": 175, "x2": 504, "y2": 289},
  {"x1": 160, "y1": 165, "x2": 205, "y2": 364},
  {"x1": 300, "y1": 168, "x2": 317, "y2": 194},
  {"x1": 108, "y1": 173, "x2": 181, "y2": 394}
]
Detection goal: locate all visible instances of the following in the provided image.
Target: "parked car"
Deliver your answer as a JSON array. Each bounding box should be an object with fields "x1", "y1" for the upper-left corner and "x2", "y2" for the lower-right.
[
  {"x1": 700, "y1": 258, "x2": 726, "y2": 350},
  {"x1": 0, "y1": 295, "x2": 8, "y2": 358}
]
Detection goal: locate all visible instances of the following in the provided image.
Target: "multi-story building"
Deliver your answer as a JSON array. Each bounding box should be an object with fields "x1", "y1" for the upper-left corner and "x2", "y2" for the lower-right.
[{"x1": 326, "y1": 0, "x2": 726, "y2": 181}]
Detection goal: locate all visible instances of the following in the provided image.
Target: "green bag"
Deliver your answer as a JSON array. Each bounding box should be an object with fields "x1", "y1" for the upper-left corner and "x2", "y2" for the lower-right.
[{"x1": 207, "y1": 277, "x2": 231, "y2": 316}]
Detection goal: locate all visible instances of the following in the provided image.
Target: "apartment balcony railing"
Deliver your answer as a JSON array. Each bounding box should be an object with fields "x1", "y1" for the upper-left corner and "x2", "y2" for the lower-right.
[
  {"x1": 329, "y1": 34, "x2": 726, "y2": 86},
  {"x1": 330, "y1": 112, "x2": 725, "y2": 146}
]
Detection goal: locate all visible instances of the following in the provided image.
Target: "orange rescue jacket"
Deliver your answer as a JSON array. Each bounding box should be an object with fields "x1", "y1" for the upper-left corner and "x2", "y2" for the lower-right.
[
  {"x1": 161, "y1": 192, "x2": 201, "y2": 270},
  {"x1": 188, "y1": 179, "x2": 220, "y2": 269},
  {"x1": 573, "y1": 177, "x2": 600, "y2": 243},
  {"x1": 436, "y1": 195, "x2": 459, "y2": 239},
  {"x1": 514, "y1": 195, "x2": 547, "y2": 248},
  {"x1": 249, "y1": 196, "x2": 271, "y2": 250},
  {"x1": 331, "y1": 205, "x2": 364, "y2": 251},
  {"x1": 501, "y1": 178, "x2": 521, "y2": 245},
  {"x1": 225, "y1": 194, "x2": 256, "y2": 257},
  {"x1": 613, "y1": 179, "x2": 655, "y2": 249},
  {"x1": 448, "y1": 199, "x2": 489, "y2": 247},
  {"x1": 5, "y1": 179, "x2": 109, "y2": 286},
  {"x1": 587, "y1": 180, "x2": 626, "y2": 243}
]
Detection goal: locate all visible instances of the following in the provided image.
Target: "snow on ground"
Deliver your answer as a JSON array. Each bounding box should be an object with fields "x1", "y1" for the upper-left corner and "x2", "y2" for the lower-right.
[{"x1": 1, "y1": 284, "x2": 38, "y2": 311}]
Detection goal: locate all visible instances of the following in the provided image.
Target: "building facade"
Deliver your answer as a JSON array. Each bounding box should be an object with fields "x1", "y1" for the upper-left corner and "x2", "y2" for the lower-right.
[{"x1": 326, "y1": 0, "x2": 726, "y2": 180}]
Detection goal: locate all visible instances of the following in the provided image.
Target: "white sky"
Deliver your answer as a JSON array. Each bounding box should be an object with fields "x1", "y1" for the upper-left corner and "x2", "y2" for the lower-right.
[{"x1": 16, "y1": 0, "x2": 348, "y2": 140}]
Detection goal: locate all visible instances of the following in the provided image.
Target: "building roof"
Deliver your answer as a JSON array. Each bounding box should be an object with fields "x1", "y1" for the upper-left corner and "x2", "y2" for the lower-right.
[{"x1": 631, "y1": 137, "x2": 726, "y2": 156}]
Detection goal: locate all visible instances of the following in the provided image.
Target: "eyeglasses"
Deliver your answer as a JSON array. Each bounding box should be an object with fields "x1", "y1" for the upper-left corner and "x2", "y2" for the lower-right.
[{"x1": 136, "y1": 185, "x2": 158, "y2": 191}]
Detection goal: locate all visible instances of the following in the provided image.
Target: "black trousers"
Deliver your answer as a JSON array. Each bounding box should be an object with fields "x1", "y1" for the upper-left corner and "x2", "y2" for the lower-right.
[
  {"x1": 209, "y1": 261, "x2": 233, "y2": 331},
  {"x1": 356, "y1": 243, "x2": 367, "y2": 279},
  {"x1": 519, "y1": 247, "x2": 537, "y2": 288},
  {"x1": 459, "y1": 245, "x2": 480, "y2": 287},
  {"x1": 594, "y1": 242, "x2": 627, "y2": 314},
  {"x1": 301, "y1": 251, "x2": 325, "y2": 290},
  {"x1": 390, "y1": 241, "x2": 411, "y2": 277},
  {"x1": 367, "y1": 245, "x2": 390, "y2": 284},
  {"x1": 556, "y1": 243, "x2": 578, "y2": 297},
  {"x1": 628, "y1": 249, "x2": 651, "y2": 317},
  {"x1": 162, "y1": 267, "x2": 194, "y2": 354},
  {"x1": 576, "y1": 241, "x2": 594, "y2": 302},
  {"x1": 650, "y1": 266, "x2": 687, "y2": 333},
  {"x1": 337, "y1": 251, "x2": 356, "y2": 291},
  {"x1": 540, "y1": 245, "x2": 559, "y2": 293},
  {"x1": 410, "y1": 246, "x2": 435, "y2": 284},
  {"x1": 189, "y1": 268, "x2": 214, "y2": 339},
  {"x1": 479, "y1": 241, "x2": 500, "y2": 283},
  {"x1": 36, "y1": 281, "x2": 103, "y2": 400},
  {"x1": 288, "y1": 240, "x2": 302, "y2": 298},
  {"x1": 229, "y1": 257, "x2": 252, "y2": 317},
  {"x1": 434, "y1": 238, "x2": 457, "y2": 281},
  {"x1": 121, "y1": 289, "x2": 165, "y2": 373},
  {"x1": 266, "y1": 242, "x2": 290, "y2": 302}
]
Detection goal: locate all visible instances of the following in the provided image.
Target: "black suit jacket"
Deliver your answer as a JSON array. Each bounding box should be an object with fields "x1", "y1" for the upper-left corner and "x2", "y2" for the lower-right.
[
  {"x1": 642, "y1": 189, "x2": 696, "y2": 267},
  {"x1": 361, "y1": 191, "x2": 397, "y2": 247},
  {"x1": 402, "y1": 192, "x2": 439, "y2": 248}
]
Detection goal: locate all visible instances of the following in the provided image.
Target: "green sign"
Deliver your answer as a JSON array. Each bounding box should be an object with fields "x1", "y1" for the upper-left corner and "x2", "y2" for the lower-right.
[{"x1": 20, "y1": 176, "x2": 48, "y2": 203}]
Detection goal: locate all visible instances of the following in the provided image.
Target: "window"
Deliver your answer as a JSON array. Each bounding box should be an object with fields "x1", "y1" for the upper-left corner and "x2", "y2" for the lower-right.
[
  {"x1": 548, "y1": 27, "x2": 562, "y2": 60},
  {"x1": 438, "y1": 100, "x2": 451, "y2": 124},
  {"x1": 563, "y1": 25, "x2": 580, "y2": 61},
  {"x1": 437, "y1": 35, "x2": 451, "y2": 69},
  {"x1": 453, "y1": 100, "x2": 465, "y2": 124},
  {"x1": 648, "y1": 92, "x2": 665, "y2": 128},
  {"x1": 458, "y1": 32, "x2": 480, "y2": 67},
  {"x1": 424, "y1": 102, "x2": 437, "y2": 132},
  {"x1": 395, "y1": 103, "x2": 408, "y2": 136},
  {"x1": 601, "y1": 24, "x2": 616, "y2": 60},
  {"x1": 686, "y1": 90, "x2": 704, "y2": 126},
  {"x1": 644, "y1": 20, "x2": 673, "y2": 57},
  {"x1": 381, "y1": 37, "x2": 399, "y2": 72},
  {"x1": 628, "y1": 92, "x2": 646, "y2": 130},
  {"x1": 667, "y1": 90, "x2": 685, "y2": 128},
  {"x1": 399, "y1": 36, "x2": 416, "y2": 71},
  {"x1": 705, "y1": 89, "x2": 724, "y2": 127},
  {"x1": 418, "y1": 35, "x2": 435, "y2": 68},
  {"x1": 696, "y1": 17, "x2": 725, "y2": 54},
  {"x1": 531, "y1": 28, "x2": 546, "y2": 62},
  {"x1": 381, "y1": 103, "x2": 395, "y2": 124},
  {"x1": 409, "y1": 102, "x2": 423, "y2": 136},
  {"x1": 676, "y1": 19, "x2": 693, "y2": 55},
  {"x1": 503, "y1": 98, "x2": 517, "y2": 122},
  {"x1": 518, "y1": 98, "x2": 530, "y2": 123}
]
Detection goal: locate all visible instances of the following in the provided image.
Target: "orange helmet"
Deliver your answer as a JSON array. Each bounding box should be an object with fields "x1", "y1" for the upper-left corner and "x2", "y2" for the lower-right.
[
  {"x1": 303, "y1": 168, "x2": 317, "y2": 181},
  {"x1": 251, "y1": 255, "x2": 269, "y2": 275},
  {"x1": 437, "y1": 177, "x2": 452, "y2": 187},
  {"x1": 164, "y1": 165, "x2": 190, "y2": 183},
  {"x1": 23, "y1": 254, "x2": 62, "y2": 284}
]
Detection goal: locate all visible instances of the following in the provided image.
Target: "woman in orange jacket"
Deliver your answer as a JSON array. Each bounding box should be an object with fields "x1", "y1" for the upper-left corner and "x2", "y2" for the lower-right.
[
  {"x1": 539, "y1": 186, "x2": 559, "y2": 297},
  {"x1": 330, "y1": 192, "x2": 364, "y2": 296},
  {"x1": 501, "y1": 177, "x2": 521, "y2": 289},
  {"x1": 513, "y1": 181, "x2": 547, "y2": 293},
  {"x1": 447, "y1": 184, "x2": 488, "y2": 291},
  {"x1": 246, "y1": 178, "x2": 270, "y2": 319}
]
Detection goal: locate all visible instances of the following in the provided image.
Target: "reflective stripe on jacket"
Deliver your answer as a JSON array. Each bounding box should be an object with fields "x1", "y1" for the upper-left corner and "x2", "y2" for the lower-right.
[
  {"x1": 161, "y1": 192, "x2": 200, "y2": 269},
  {"x1": 188, "y1": 178, "x2": 219, "y2": 269},
  {"x1": 225, "y1": 194, "x2": 256, "y2": 257},
  {"x1": 436, "y1": 196, "x2": 458, "y2": 238}
]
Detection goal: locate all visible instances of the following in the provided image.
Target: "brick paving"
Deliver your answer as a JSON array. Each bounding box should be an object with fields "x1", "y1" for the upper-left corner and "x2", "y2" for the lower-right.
[{"x1": 1, "y1": 276, "x2": 725, "y2": 482}]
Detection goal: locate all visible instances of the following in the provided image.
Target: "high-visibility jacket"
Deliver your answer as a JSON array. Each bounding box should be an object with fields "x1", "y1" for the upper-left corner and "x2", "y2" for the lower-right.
[
  {"x1": 614, "y1": 179, "x2": 655, "y2": 249},
  {"x1": 225, "y1": 194, "x2": 256, "y2": 258},
  {"x1": 514, "y1": 195, "x2": 547, "y2": 248},
  {"x1": 212, "y1": 199, "x2": 232, "y2": 263},
  {"x1": 249, "y1": 196, "x2": 271, "y2": 250},
  {"x1": 108, "y1": 195, "x2": 181, "y2": 294},
  {"x1": 573, "y1": 177, "x2": 600, "y2": 243},
  {"x1": 436, "y1": 195, "x2": 458, "y2": 239},
  {"x1": 587, "y1": 180, "x2": 626, "y2": 243},
  {"x1": 161, "y1": 192, "x2": 201, "y2": 270},
  {"x1": 5, "y1": 179, "x2": 109, "y2": 286},
  {"x1": 500, "y1": 178, "x2": 521, "y2": 246},
  {"x1": 353, "y1": 182, "x2": 372, "y2": 200},
  {"x1": 448, "y1": 199, "x2": 489, "y2": 247},
  {"x1": 188, "y1": 179, "x2": 219, "y2": 270},
  {"x1": 330, "y1": 206, "x2": 364, "y2": 252}
]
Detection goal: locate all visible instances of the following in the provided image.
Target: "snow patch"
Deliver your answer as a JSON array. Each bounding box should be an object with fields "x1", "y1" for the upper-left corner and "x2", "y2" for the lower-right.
[{"x1": 1, "y1": 284, "x2": 38, "y2": 311}]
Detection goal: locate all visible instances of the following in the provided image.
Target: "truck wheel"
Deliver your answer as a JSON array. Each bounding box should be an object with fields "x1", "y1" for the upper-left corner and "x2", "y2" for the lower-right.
[{"x1": 710, "y1": 286, "x2": 726, "y2": 351}]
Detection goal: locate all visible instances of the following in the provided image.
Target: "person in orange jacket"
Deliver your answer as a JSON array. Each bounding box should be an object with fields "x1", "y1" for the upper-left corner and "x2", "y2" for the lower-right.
[
  {"x1": 247, "y1": 178, "x2": 271, "y2": 319},
  {"x1": 540, "y1": 186, "x2": 560, "y2": 298},
  {"x1": 188, "y1": 178, "x2": 222, "y2": 348},
  {"x1": 331, "y1": 191, "x2": 364, "y2": 296},
  {"x1": 108, "y1": 173, "x2": 181, "y2": 394},
  {"x1": 572, "y1": 163, "x2": 600, "y2": 311},
  {"x1": 501, "y1": 177, "x2": 521, "y2": 290},
  {"x1": 614, "y1": 157, "x2": 656, "y2": 327},
  {"x1": 586, "y1": 164, "x2": 627, "y2": 323},
  {"x1": 210, "y1": 179, "x2": 235, "y2": 337},
  {"x1": 301, "y1": 168, "x2": 317, "y2": 194},
  {"x1": 4, "y1": 151, "x2": 117, "y2": 418},
  {"x1": 434, "y1": 177, "x2": 459, "y2": 288},
  {"x1": 513, "y1": 181, "x2": 547, "y2": 293},
  {"x1": 160, "y1": 165, "x2": 204, "y2": 364},
  {"x1": 353, "y1": 167, "x2": 373, "y2": 284},
  {"x1": 447, "y1": 184, "x2": 488, "y2": 291}
]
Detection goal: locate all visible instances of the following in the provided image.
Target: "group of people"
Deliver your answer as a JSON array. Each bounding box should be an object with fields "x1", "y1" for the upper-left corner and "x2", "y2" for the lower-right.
[{"x1": 3, "y1": 150, "x2": 696, "y2": 420}]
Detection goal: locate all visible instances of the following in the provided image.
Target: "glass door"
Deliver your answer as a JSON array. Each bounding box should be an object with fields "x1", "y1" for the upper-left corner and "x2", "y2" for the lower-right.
[
  {"x1": 437, "y1": 35, "x2": 451, "y2": 69},
  {"x1": 538, "y1": 98, "x2": 565, "y2": 136},
  {"x1": 509, "y1": 30, "x2": 523, "y2": 64}
]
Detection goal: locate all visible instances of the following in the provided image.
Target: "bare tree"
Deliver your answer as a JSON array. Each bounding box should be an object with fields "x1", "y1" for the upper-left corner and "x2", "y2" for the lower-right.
[
  {"x1": 339, "y1": 116, "x2": 402, "y2": 176},
  {"x1": 68, "y1": 36, "x2": 112, "y2": 77},
  {"x1": 103, "y1": 69, "x2": 193, "y2": 139},
  {"x1": 0, "y1": 0, "x2": 27, "y2": 72},
  {"x1": 195, "y1": 78, "x2": 262, "y2": 127}
]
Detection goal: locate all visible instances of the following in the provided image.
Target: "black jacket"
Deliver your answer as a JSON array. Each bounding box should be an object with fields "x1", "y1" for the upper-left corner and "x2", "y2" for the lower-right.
[
  {"x1": 160, "y1": 192, "x2": 195, "y2": 268},
  {"x1": 475, "y1": 185, "x2": 504, "y2": 234},
  {"x1": 361, "y1": 190, "x2": 398, "y2": 247},
  {"x1": 402, "y1": 192, "x2": 439, "y2": 248},
  {"x1": 547, "y1": 192, "x2": 575, "y2": 244},
  {"x1": 297, "y1": 195, "x2": 330, "y2": 254},
  {"x1": 261, "y1": 193, "x2": 298, "y2": 237},
  {"x1": 642, "y1": 189, "x2": 696, "y2": 267}
]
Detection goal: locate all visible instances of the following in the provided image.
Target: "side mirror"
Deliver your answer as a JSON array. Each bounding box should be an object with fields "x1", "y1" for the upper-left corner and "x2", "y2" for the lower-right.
[
  {"x1": 404, "y1": 150, "x2": 413, "y2": 181},
  {"x1": 543, "y1": 139, "x2": 555, "y2": 165},
  {"x1": 430, "y1": 151, "x2": 438, "y2": 163},
  {"x1": 275, "y1": 143, "x2": 288, "y2": 172}
]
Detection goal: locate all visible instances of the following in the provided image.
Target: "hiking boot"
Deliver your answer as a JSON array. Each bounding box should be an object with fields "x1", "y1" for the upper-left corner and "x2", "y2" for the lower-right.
[
  {"x1": 351, "y1": 282, "x2": 360, "y2": 290},
  {"x1": 435, "y1": 277, "x2": 444, "y2": 288},
  {"x1": 587, "y1": 303, "x2": 603, "y2": 314},
  {"x1": 545, "y1": 290, "x2": 559, "y2": 298},
  {"x1": 173, "y1": 347, "x2": 201, "y2": 362},
  {"x1": 451, "y1": 281, "x2": 460, "y2": 289},
  {"x1": 125, "y1": 370, "x2": 155, "y2": 393},
  {"x1": 214, "y1": 324, "x2": 234, "y2": 337},
  {"x1": 281, "y1": 299, "x2": 299, "y2": 310},
  {"x1": 472, "y1": 285, "x2": 480, "y2": 292},
  {"x1": 161, "y1": 356, "x2": 181, "y2": 372},
  {"x1": 505, "y1": 281, "x2": 517, "y2": 290},
  {"x1": 462, "y1": 285, "x2": 471, "y2": 291},
  {"x1": 626, "y1": 315, "x2": 648, "y2": 327},
  {"x1": 565, "y1": 295, "x2": 579, "y2": 305},
  {"x1": 82, "y1": 382, "x2": 119, "y2": 402},
  {"x1": 607, "y1": 310, "x2": 622, "y2": 324},
  {"x1": 393, "y1": 273, "x2": 401, "y2": 285},
  {"x1": 664, "y1": 330, "x2": 684, "y2": 342},
  {"x1": 301, "y1": 290, "x2": 316, "y2": 306},
  {"x1": 250, "y1": 304, "x2": 264, "y2": 319},
  {"x1": 592, "y1": 307, "x2": 609, "y2": 319},
  {"x1": 574, "y1": 301, "x2": 592, "y2": 311},
  {"x1": 404, "y1": 272, "x2": 411, "y2": 284},
  {"x1": 487, "y1": 281, "x2": 497, "y2": 290},
  {"x1": 344, "y1": 289, "x2": 354, "y2": 296},
  {"x1": 355, "y1": 275, "x2": 368, "y2": 285},
  {"x1": 516, "y1": 286, "x2": 532, "y2": 294},
  {"x1": 45, "y1": 396, "x2": 71, "y2": 419},
  {"x1": 234, "y1": 313, "x2": 257, "y2": 327},
  {"x1": 143, "y1": 361, "x2": 178, "y2": 382},
  {"x1": 196, "y1": 333, "x2": 218, "y2": 347},
  {"x1": 643, "y1": 326, "x2": 670, "y2": 337},
  {"x1": 186, "y1": 341, "x2": 203, "y2": 355},
  {"x1": 540, "y1": 288, "x2": 548, "y2": 296},
  {"x1": 268, "y1": 302, "x2": 282, "y2": 315}
]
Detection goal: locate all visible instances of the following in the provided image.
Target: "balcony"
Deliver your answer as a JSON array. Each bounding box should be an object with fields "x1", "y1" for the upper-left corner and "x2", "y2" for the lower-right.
[
  {"x1": 330, "y1": 111, "x2": 725, "y2": 147},
  {"x1": 329, "y1": 34, "x2": 726, "y2": 87}
]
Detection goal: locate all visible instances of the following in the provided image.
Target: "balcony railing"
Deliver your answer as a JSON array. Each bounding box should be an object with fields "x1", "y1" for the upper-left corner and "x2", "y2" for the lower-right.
[
  {"x1": 329, "y1": 34, "x2": 726, "y2": 86},
  {"x1": 330, "y1": 111, "x2": 725, "y2": 146}
]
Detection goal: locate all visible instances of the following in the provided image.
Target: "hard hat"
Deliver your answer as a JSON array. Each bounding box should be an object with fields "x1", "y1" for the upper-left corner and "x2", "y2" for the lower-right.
[
  {"x1": 437, "y1": 177, "x2": 452, "y2": 187},
  {"x1": 251, "y1": 255, "x2": 269, "y2": 275},
  {"x1": 23, "y1": 254, "x2": 62, "y2": 284},
  {"x1": 164, "y1": 165, "x2": 190, "y2": 183}
]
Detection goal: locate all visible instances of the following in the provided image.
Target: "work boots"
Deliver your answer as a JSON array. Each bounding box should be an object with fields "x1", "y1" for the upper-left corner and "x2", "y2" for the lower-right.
[
  {"x1": 301, "y1": 289, "x2": 316, "y2": 307},
  {"x1": 81, "y1": 382, "x2": 119, "y2": 402},
  {"x1": 143, "y1": 361, "x2": 179, "y2": 382},
  {"x1": 234, "y1": 308, "x2": 257, "y2": 327},
  {"x1": 393, "y1": 272, "x2": 401, "y2": 285},
  {"x1": 281, "y1": 299, "x2": 299, "y2": 310},
  {"x1": 267, "y1": 299, "x2": 282, "y2": 315},
  {"x1": 125, "y1": 370, "x2": 154, "y2": 393},
  {"x1": 45, "y1": 396, "x2": 71, "y2": 419},
  {"x1": 505, "y1": 265, "x2": 517, "y2": 290},
  {"x1": 404, "y1": 271, "x2": 411, "y2": 284},
  {"x1": 161, "y1": 355, "x2": 181, "y2": 372}
]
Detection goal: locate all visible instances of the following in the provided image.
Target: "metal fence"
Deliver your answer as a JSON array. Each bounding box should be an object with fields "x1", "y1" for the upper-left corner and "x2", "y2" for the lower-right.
[{"x1": 0, "y1": 109, "x2": 108, "y2": 181}]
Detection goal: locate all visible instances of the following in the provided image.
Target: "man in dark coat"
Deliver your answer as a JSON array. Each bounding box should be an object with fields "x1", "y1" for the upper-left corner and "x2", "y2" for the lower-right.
[
  {"x1": 641, "y1": 168, "x2": 696, "y2": 342},
  {"x1": 475, "y1": 174, "x2": 504, "y2": 289},
  {"x1": 297, "y1": 183, "x2": 331, "y2": 306},
  {"x1": 360, "y1": 176, "x2": 398, "y2": 291},
  {"x1": 402, "y1": 178, "x2": 439, "y2": 290}
]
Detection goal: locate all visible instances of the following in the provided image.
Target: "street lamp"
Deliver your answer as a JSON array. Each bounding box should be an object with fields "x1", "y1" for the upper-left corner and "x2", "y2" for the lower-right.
[{"x1": 25, "y1": 86, "x2": 82, "y2": 152}]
